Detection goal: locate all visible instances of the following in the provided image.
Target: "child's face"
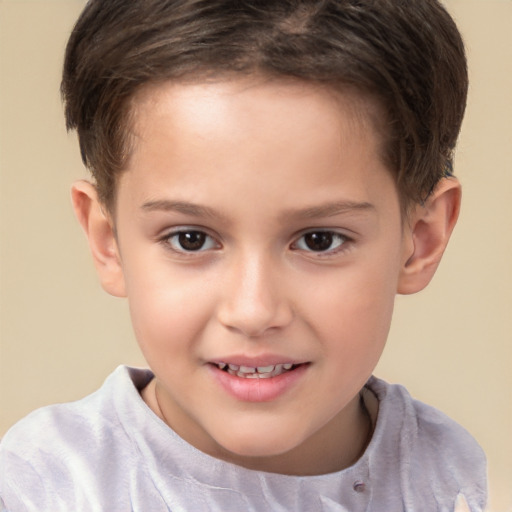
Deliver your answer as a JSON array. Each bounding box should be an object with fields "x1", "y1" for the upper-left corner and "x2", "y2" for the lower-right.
[{"x1": 112, "y1": 78, "x2": 412, "y2": 473}]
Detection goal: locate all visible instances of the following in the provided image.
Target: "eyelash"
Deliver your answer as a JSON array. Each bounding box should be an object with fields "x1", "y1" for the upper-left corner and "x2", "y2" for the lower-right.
[
  {"x1": 291, "y1": 230, "x2": 351, "y2": 256},
  {"x1": 161, "y1": 229, "x2": 220, "y2": 253},
  {"x1": 159, "y1": 228, "x2": 352, "y2": 256}
]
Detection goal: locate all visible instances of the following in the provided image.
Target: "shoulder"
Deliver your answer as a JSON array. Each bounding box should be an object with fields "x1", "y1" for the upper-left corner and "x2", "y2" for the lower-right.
[
  {"x1": 1, "y1": 366, "x2": 149, "y2": 448},
  {"x1": 367, "y1": 377, "x2": 487, "y2": 511},
  {"x1": 0, "y1": 366, "x2": 154, "y2": 510}
]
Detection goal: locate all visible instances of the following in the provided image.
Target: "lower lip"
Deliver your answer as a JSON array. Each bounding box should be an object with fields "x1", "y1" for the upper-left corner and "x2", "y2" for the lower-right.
[{"x1": 208, "y1": 364, "x2": 309, "y2": 403}]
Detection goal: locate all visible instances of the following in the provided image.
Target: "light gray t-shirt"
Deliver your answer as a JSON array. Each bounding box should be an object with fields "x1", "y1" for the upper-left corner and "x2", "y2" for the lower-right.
[{"x1": 0, "y1": 366, "x2": 487, "y2": 511}]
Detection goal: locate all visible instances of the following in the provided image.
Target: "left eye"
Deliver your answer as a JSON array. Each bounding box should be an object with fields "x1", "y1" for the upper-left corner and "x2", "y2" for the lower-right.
[
  {"x1": 165, "y1": 230, "x2": 218, "y2": 252},
  {"x1": 293, "y1": 231, "x2": 347, "y2": 253}
]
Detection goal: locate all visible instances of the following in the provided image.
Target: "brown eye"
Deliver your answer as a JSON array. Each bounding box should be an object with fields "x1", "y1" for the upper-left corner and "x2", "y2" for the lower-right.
[
  {"x1": 304, "y1": 232, "x2": 333, "y2": 251},
  {"x1": 178, "y1": 231, "x2": 206, "y2": 250},
  {"x1": 166, "y1": 230, "x2": 217, "y2": 252},
  {"x1": 294, "y1": 231, "x2": 346, "y2": 253}
]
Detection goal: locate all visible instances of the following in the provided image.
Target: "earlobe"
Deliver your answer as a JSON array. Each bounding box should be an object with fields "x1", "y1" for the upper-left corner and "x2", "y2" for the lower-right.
[
  {"x1": 71, "y1": 181, "x2": 126, "y2": 297},
  {"x1": 397, "y1": 178, "x2": 461, "y2": 295}
]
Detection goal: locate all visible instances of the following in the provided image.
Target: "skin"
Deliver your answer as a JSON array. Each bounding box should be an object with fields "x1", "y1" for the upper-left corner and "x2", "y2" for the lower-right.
[{"x1": 72, "y1": 77, "x2": 460, "y2": 476}]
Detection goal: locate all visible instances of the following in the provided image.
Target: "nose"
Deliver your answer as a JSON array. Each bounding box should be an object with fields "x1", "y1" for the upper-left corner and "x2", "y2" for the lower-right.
[{"x1": 216, "y1": 252, "x2": 293, "y2": 338}]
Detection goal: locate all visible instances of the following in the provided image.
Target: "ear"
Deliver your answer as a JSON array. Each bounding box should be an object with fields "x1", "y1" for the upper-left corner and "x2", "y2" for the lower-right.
[
  {"x1": 71, "y1": 180, "x2": 126, "y2": 297},
  {"x1": 397, "y1": 178, "x2": 461, "y2": 295}
]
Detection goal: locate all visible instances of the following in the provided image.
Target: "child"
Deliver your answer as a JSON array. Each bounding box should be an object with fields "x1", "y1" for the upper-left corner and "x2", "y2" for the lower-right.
[{"x1": 0, "y1": 0, "x2": 487, "y2": 510}]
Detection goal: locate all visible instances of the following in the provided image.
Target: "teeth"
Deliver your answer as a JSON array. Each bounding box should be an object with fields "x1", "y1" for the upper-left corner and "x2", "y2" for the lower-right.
[
  {"x1": 239, "y1": 366, "x2": 256, "y2": 373},
  {"x1": 238, "y1": 372, "x2": 258, "y2": 378},
  {"x1": 217, "y1": 362, "x2": 297, "y2": 378}
]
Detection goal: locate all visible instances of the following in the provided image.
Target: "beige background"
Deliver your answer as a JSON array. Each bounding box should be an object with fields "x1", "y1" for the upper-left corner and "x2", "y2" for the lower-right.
[{"x1": 0, "y1": 1, "x2": 510, "y2": 510}]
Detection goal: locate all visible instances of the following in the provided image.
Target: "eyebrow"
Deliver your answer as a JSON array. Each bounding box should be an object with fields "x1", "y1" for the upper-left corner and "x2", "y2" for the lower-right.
[
  {"x1": 280, "y1": 200, "x2": 375, "y2": 220},
  {"x1": 141, "y1": 199, "x2": 375, "y2": 221},
  {"x1": 141, "y1": 199, "x2": 226, "y2": 220}
]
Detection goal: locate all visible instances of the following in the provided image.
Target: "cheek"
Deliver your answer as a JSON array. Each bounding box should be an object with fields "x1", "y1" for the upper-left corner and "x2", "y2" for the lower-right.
[
  {"x1": 301, "y1": 257, "x2": 399, "y2": 369},
  {"x1": 306, "y1": 263, "x2": 397, "y2": 331},
  {"x1": 123, "y1": 263, "x2": 213, "y2": 356}
]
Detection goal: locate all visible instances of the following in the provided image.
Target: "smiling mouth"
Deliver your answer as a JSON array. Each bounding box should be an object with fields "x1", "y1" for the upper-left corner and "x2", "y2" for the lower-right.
[{"x1": 213, "y1": 362, "x2": 302, "y2": 379}]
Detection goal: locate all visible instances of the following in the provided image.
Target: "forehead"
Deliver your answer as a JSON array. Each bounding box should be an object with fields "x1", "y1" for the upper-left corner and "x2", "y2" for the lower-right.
[
  {"x1": 129, "y1": 76, "x2": 385, "y2": 149},
  {"x1": 118, "y1": 77, "x2": 395, "y2": 217}
]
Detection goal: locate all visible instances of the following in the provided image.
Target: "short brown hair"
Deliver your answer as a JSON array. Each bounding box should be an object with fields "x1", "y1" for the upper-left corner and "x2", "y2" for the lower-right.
[{"x1": 62, "y1": 0, "x2": 468, "y2": 211}]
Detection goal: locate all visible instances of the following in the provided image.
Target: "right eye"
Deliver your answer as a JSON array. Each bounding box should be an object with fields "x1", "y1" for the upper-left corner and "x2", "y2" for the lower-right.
[{"x1": 164, "y1": 230, "x2": 219, "y2": 252}]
